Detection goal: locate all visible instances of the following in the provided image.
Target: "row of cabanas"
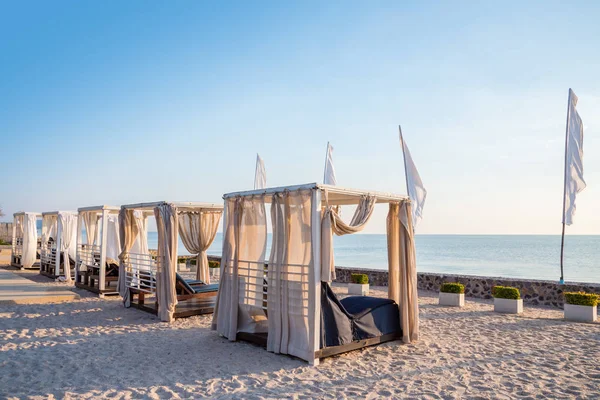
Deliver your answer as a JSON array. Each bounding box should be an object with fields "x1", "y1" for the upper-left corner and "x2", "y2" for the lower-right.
[{"x1": 10, "y1": 182, "x2": 419, "y2": 365}]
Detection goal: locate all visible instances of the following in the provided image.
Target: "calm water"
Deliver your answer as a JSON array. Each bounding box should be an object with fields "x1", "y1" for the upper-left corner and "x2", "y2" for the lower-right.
[{"x1": 146, "y1": 233, "x2": 600, "y2": 284}]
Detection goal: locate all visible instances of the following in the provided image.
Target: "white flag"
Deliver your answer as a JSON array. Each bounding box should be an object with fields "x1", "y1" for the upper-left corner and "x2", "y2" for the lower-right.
[
  {"x1": 399, "y1": 127, "x2": 427, "y2": 227},
  {"x1": 323, "y1": 142, "x2": 337, "y2": 185},
  {"x1": 563, "y1": 88, "x2": 586, "y2": 225},
  {"x1": 254, "y1": 154, "x2": 266, "y2": 190}
]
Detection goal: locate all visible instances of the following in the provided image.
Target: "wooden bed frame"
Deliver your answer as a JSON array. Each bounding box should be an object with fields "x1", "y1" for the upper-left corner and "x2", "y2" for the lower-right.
[{"x1": 236, "y1": 331, "x2": 402, "y2": 360}]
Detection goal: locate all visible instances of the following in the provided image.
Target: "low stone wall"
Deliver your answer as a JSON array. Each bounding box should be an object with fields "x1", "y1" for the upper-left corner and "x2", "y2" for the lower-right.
[{"x1": 335, "y1": 266, "x2": 600, "y2": 308}]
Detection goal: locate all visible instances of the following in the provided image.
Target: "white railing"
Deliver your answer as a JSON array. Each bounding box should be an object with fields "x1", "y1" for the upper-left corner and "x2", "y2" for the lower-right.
[
  {"x1": 222, "y1": 259, "x2": 309, "y2": 316},
  {"x1": 41, "y1": 241, "x2": 57, "y2": 266},
  {"x1": 124, "y1": 252, "x2": 158, "y2": 294},
  {"x1": 12, "y1": 238, "x2": 23, "y2": 258},
  {"x1": 77, "y1": 244, "x2": 101, "y2": 271}
]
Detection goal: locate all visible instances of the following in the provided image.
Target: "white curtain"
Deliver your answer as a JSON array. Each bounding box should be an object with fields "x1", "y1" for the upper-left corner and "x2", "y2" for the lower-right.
[
  {"x1": 321, "y1": 194, "x2": 377, "y2": 282},
  {"x1": 178, "y1": 210, "x2": 223, "y2": 283},
  {"x1": 105, "y1": 214, "x2": 121, "y2": 264},
  {"x1": 82, "y1": 211, "x2": 99, "y2": 246},
  {"x1": 154, "y1": 204, "x2": 179, "y2": 322},
  {"x1": 212, "y1": 196, "x2": 268, "y2": 338},
  {"x1": 130, "y1": 211, "x2": 149, "y2": 256},
  {"x1": 58, "y1": 212, "x2": 78, "y2": 281},
  {"x1": 267, "y1": 190, "x2": 313, "y2": 361},
  {"x1": 42, "y1": 215, "x2": 57, "y2": 245},
  {"x1": 21, "y1": 213, "x2": 38, "y2": 268},
  {"x1": 387, "y1": 201, "x2": 419, "y2": 343},
  {"x1": 117, "y1": 209, "x2": 141, "y2": 307}
]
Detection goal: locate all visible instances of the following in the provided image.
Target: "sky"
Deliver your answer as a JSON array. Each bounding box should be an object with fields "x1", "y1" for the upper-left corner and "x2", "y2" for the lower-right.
[{"x1": 1, "y1": 1, "x2": 599, "y2": 234}]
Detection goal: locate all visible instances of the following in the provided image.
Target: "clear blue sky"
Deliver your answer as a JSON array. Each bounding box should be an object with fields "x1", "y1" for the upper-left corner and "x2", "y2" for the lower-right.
[{"x1": 1, "y1": 1, "x2": 599, "y2": 234}]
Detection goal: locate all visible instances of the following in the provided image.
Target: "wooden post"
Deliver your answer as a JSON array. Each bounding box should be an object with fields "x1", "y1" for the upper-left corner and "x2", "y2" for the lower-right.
[
  {"x1": 55, "y1": 215, "x2": 62, "y2": 277},
  {"x1": 308, "y1": 189, "x2": 322, "y2": 366},
  {"x1": 99, "y1": 209, "x2": 109, "y2": 292},
  {"x1": 75, "y1": 212, "x2": 83, "y2": 283}
]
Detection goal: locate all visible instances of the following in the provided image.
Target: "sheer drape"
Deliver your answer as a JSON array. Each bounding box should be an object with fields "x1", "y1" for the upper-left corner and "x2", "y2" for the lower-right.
[
  {"x1": 321, "y1": 194, "x2": 376, "y2": 282},
  {"x1": 267, "y1": 190, "x2": 313, "y2": 361},
  {"x1": 105, "y1": 214, "x2": 121, "y2": 264},
  {"x1": 212, "y1": 196, "x2": 267, "y2": 338},
  {"x1": 58, "y1": 213, "x2": 77, "y2": 281},
  {"x1": 154, "y1": 204, "x2": 179, "y2": 322},
  {"x1": 178, "y1": 210, "x2": 223, "y2": 283},
  {"x1": 22, "y1": 214, "x2": 38, "y2": 268},
  {"x1": 42, "y1": 215, "x2": 57, "y2": 245},
  {"x1": 387, "y1": 201, "x2": 419, "y2": 343},
  {"x1": 117, "y1": 209, "x2": 141, "y2": 307},
  {"x1": 130, "y1": 211, "x2": 149, "y2": 256},
  {"x1": 82, "y1": 211, "x2": 99, "y2": 246}
]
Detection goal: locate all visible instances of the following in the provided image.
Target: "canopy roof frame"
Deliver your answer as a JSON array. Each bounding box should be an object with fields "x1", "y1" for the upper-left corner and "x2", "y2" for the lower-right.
[
  {"x1": 215, "y1": 183, "x2": 418, "y2": 365},
  {"x1": 223, "y1": 182, "x2": 408, "y2": 205},
  {"x1": 75, "y1": 205, "x2": 121, "y2": 296},
  {"x1": 119, "y1": 200, "x2": 224, "y2": 319},
  {"x1": 40, "y1": 211, "x2": 78, "y2": 278}
]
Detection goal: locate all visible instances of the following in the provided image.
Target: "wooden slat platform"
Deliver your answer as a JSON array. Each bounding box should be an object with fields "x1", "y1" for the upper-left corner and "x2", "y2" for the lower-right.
[{"x1": 130, "y1": 296, "x2": 217, "y2": 318}]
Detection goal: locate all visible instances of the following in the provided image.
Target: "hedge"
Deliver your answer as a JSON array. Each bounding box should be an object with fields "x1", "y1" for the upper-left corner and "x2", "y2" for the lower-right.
[
  {"x1": 351, "y1": 273, "x2": 369, "y2": 285},
  {"x1": 440, "y1": 282, "x2": 464, "y2": 294},
  {"x1": 492, "y1": 286, "x2": 520, "y2": 300},
  {"x1": 209, "y1": 260, "x2": 220, "y2": 269},
  {"x1": 564, "y1": 292, "x2": 599, "y2": 307}
]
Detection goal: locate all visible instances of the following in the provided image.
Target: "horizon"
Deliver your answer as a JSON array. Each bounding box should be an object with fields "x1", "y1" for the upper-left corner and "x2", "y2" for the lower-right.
[{"x1": 2, "y1": 2, "x2": 599, "y2": 234}]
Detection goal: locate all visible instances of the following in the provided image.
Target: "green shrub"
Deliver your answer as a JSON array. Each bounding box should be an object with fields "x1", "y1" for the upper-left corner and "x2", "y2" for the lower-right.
[
  {"x1": 0, "y1": 239, "x2": 9, "y2": 245},
  {"x1": 351, "y1": 273, "x2": 369, "y2": 285},
  {"x1": 440, "y1": 282, "x2": 464, "y2": 294},
  {"x1": 564, "y1": 292, "x2": 599, "y2": 307},
  {"x1": 492, "y1": 286, "x2": 520, "y2": 300},
  {"x1": 209, "y1": 260, "x2": 220, "y2": 269}
]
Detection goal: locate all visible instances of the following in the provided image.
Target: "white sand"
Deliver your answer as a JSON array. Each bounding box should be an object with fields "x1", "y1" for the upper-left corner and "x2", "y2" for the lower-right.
[{"x1": 1, "y1": 275, "x2": 599, "y2": 399}]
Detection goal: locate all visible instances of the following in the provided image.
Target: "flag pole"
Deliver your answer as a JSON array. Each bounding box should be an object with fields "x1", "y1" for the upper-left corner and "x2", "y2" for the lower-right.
[
  {"x1": 399, "y1": 126, "x2": 411, "y2": 197},
  {"x1": 559, "y1": 89, "x2": 572, "y2": 285}
]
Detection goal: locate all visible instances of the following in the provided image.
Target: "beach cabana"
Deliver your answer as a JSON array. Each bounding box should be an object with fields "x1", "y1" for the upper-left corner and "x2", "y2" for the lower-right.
[
  {"x1": 11, "y1": 212, "x2": 42, "y2": 270},
  {"x1": 117, "y1": 201, "x2": 223, "y2": 321},
  {"x1": 75, "y1": 205, "x2": 121, "y2": 296},
  {"x1": 212, "y1": 183, "x2": 419, "y2": 365},
  {"x1": 40, "y1": 211, "x2": 78, "y2": 279}
]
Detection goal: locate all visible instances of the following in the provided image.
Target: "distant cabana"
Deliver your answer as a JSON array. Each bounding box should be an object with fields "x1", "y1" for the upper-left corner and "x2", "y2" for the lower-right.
[
  {"x1": 40, "y1": 211, "x2": 78, "y2": 280},
  {"x1": 11, "y1": 212, "x2": 42, "y2": 270},
  {"x1": 75, "y1": 205, "x2": 121, "y2": 296},
  {"x1": 212, "y1": 183, "x2": 419, "y2": 365},
  {"x1": 117, "y1": 201, "x2": 223, "y2": 321}
]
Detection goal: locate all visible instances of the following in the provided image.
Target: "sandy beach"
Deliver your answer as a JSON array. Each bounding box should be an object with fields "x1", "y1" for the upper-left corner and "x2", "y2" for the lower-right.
[{"x1": 1, "y1": 270, "x2": 599, "y2": 399}]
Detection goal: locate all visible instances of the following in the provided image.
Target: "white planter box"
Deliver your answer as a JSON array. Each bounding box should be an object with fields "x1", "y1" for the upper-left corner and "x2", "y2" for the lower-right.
[
  {"x1": 348, "y1": 283, "x2": 369, "y2": 296},
  {"x1": 564, "y1": 303, "x2": 597, "y2": 322},
  {"x1": 439, "y1": 292, "x2": 464, "y2": 307},
  {"x1": 494, "y1": 298, "x2": 523, "y2": 314}
]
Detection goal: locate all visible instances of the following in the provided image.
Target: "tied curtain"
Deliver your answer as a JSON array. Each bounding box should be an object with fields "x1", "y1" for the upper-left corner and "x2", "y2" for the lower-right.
[
  {"x1": 42, "y1": 214, "x2": 57, "y2": 247},
  {"x1": 154, "y1": 204, "x2": 179, "y2": 322},
  {"x1": 212, "y1": 196, "x2": 268, "y2": 338},
  {"x1": 178, "y1": 210, "x2": 223, "y2": 283},
  {"x1": 58, "y1": 212, "x2": 78, "y2": 281},
  {"x1": 21, "y1": 213, "x2": 38, "y2": 268},
  {"x1": 387, "y1": 201, "x2": 419, "y2": 343},
  {"x1": 82, "y1": 211, "x2": 99, "y2": 247},
  {"x1": 321, "y1": 194, "x2": 377, "y2": 282},
  {"x1": 267, "y1": 190, "x2": 313, "y2": 362},
  {"x1": 117, "y1": 209, "x2": 142, "y2": 307}
]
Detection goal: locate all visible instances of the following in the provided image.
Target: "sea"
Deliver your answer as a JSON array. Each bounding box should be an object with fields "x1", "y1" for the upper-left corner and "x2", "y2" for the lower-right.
[{"x1": 147, "y1": 233, "x2": 600, "y2": 284}]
